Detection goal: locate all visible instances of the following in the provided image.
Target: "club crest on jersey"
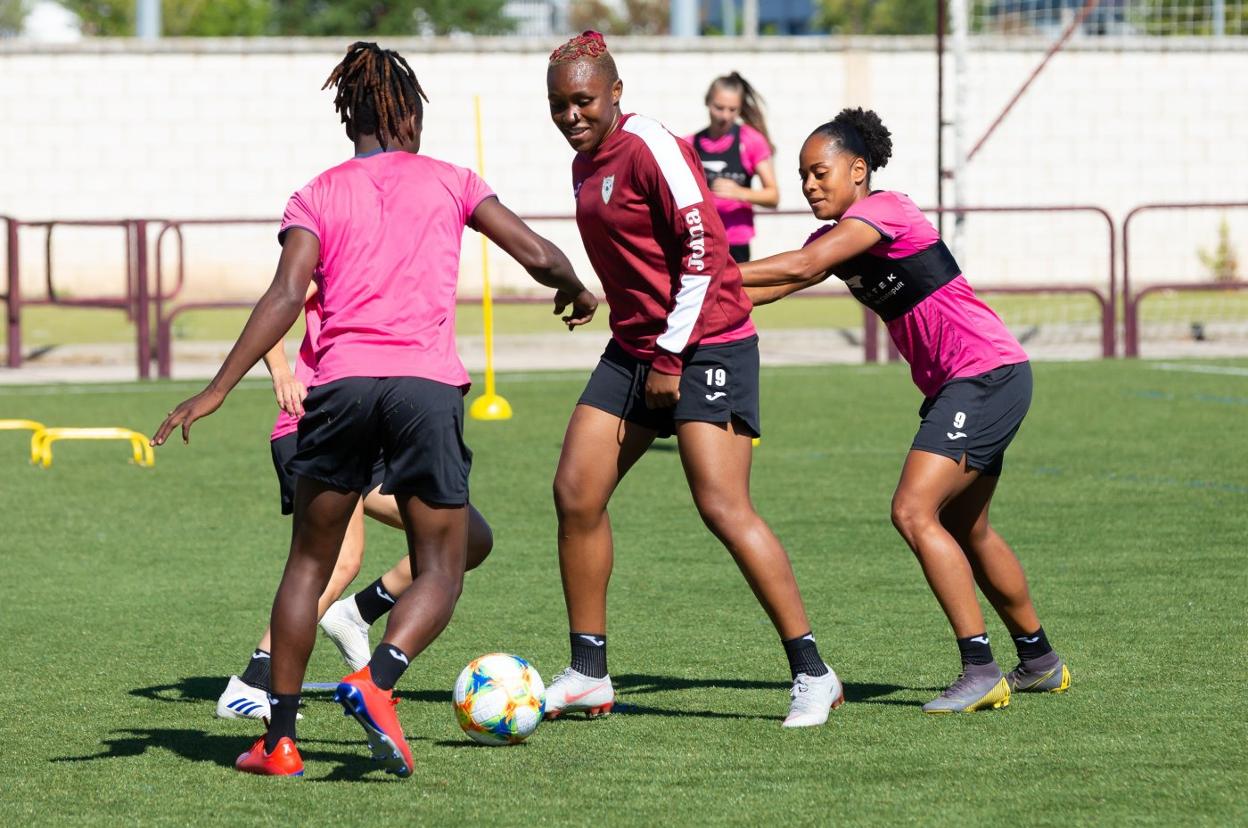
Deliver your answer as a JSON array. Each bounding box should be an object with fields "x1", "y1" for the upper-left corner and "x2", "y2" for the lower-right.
[{"x1": 601, "y1": 175, "x2": 615, "y2": 204}]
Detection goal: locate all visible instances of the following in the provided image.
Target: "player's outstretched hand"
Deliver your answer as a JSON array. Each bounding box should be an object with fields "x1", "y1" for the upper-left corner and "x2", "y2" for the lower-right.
[
  {"x1": 644, "y1": 370, "x2": 680, "y2": 409},
  {"x1": 151, "y1": 388, "x2": 226, "y2": 446},
  {"x1": 554, "y1": 288, "x2": 598, "y2": 330},
  {"x1": 273, "y1": 375, "x2": 307, "y2": 418}
]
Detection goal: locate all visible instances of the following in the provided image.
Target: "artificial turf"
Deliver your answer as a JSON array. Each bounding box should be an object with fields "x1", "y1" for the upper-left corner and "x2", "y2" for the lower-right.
[{"x1": 1, "y1": 358, "x2": 1245, "y2": 825}]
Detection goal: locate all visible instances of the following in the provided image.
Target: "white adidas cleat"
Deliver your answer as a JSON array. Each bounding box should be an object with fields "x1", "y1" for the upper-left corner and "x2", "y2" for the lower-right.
[
  {"x1": 216, "y1": 675, "x2": 270, "y2": 720},
  {"x1": 319, "y1": 598, "x2": 372, "y2": 672},
  {"x1": 782, "y1": 664, "x2": 845, "y2": 728},
  {"x1": 543, "y1": 667, "x2": 615, "y2": 719}
]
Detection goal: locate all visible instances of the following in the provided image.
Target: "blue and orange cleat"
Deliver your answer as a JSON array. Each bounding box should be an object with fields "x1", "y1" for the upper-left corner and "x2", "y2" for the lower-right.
[
  {"x1": 235, "y1": 736, "x2": 304, "y2": 777},
  {"x1": 334, "y1": 666, "x2": 414, "y2": 778}
]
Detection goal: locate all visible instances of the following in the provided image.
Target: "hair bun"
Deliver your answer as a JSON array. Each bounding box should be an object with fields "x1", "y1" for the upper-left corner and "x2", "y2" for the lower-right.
[{"x1": 833, "y1": 108, "x2": 892, "y2": 171}]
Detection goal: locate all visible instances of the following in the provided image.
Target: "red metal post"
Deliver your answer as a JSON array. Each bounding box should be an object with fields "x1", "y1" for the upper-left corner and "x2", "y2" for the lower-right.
[
  {"x1": 863, "y1": 307, "x2": 879, "y2": 363},
  {"x1": 5, "y1": 218, "x2": 19, "y2": 368},
  {"x1": 155, "y1": 221, "x2": 171, "y2": 379},
  {"x1": 1104, "y1": 211, "x2": 1117, "y2": 357},
  {"x1": 134, "y1": 220, "x2": 151, "y2": 380}
]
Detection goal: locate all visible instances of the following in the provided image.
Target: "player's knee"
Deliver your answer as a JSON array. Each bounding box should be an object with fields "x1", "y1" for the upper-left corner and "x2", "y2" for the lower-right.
[
  {"x1": 693, "y1": 494, "x2": 739, "y2": 535},
  {"x1": 890, "y1": 492, "x2": 931, "y2": 544},
  {"x1": 553, "y1": 472, "x2": 604, "y2": 525}
]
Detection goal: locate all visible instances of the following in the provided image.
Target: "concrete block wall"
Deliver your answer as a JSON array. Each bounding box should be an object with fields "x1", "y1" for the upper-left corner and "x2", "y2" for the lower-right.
[{"x1": 0, "y1": 37, "x2": 1243, "y2": 302}]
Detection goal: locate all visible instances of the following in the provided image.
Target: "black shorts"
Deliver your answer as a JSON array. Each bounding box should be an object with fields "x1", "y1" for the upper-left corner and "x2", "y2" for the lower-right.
[
  {"x1": 911, "y1": 361, "x2": 1032, "y2": 476},
  {"x1": 288, "y1": 376, "x2": 473, "y2": 507},
  {"x1": 728, "y1": 243, "x2": 751, "y2": 263},
  {"x1": 270, "y1": 433, "x2": 385, "y2": 516},
  {"x1": 578, "y1": 335, "x2": 761, "y2": 439}
]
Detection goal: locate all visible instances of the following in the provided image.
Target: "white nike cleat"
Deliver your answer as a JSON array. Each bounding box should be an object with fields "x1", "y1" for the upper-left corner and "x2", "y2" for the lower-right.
[
  {"x1": 216, "y1": 675, "x2": 270, "y2": 720},
  {"x1": 782, "y1": 664, "x2": 845, "y2": 728},
  {"x1": 319, "y1": 598, "x2": 372, "y2": 672},
  {"x1": 543, "y1": 667, "x2": 614, "y2": 719}
]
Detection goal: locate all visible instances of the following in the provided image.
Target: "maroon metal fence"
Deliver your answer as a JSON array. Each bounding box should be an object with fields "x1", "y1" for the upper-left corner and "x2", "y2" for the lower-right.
[
  {"x1": 2, "y1": 203, "x2": 1121, "y2": 379},
  {"x1": 1122, "y1": 202, "x2": 1248, "y2": 357},
  {"x1": 153, "y1": 219, "x2": 277, "y2": 379},
  {"x1": 2, "y1": 217, "x2": 152, "y2": 378}
]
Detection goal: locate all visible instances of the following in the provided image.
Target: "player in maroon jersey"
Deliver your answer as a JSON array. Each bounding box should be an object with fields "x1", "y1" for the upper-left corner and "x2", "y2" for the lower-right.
[{"x1": 540, "y1": 31, "x2": 842, "y2": 728}]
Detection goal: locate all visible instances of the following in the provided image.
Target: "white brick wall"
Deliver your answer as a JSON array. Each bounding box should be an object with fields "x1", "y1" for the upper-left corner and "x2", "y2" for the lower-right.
[{"x1": 0, "y1": 37, "x2": 1244, "y2": 301}]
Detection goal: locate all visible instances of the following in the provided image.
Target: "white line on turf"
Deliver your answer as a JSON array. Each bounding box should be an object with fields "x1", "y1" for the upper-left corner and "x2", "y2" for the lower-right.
[{"x1": 1150, "y1": 363, "x2": 1248, "y2": 377}]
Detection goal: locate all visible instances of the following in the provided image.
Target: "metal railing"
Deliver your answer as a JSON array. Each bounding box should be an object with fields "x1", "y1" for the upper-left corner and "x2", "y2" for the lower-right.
[
  {"x1": 1, "y1": 202, "x2": 1129, "y2": 378},
  {"x1": 2, "y1": 216, "x2": 152, "y2": 378},
  {"x1": 1122, "y1": 201, "x2": 1248, "y2": 357}
]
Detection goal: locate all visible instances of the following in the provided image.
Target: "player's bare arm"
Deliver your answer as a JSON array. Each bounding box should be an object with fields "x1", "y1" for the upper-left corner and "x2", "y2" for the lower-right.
[
  {"x1": 152, "y1": 229, "x2": 320, "y2": 446},
  {"x1": 469, "y1": 195, "x2": 597, "y2": 329},
  {"x1": 261, "y1": 281, "x2": 320, "y2": 418},
  {"x1": 740, "y1": 219, "x2": 881, "y2": 287}
]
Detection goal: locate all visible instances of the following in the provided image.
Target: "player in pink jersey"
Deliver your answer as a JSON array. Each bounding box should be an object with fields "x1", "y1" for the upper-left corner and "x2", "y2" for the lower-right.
[
  {"x1": 215, "y1": 285, "x2": 496, "y2": 723},
  {"x1": 154, "y1": 42, "x2": 596, "y2": 777},
  {"x1": 685, "y1": 72, "x2": 779, "y2": 263},
  {"x1": 742, "y1": 108, "x2": 1070, "y2": 714},
  {"x1": 541, "y1": 32, "x2": 843, "y2": 729}
]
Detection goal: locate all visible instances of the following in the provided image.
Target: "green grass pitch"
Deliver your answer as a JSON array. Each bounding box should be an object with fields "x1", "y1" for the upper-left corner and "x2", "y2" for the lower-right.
[{"x1": 1, "y1": 359, "x2": 1245, "y2": 825}]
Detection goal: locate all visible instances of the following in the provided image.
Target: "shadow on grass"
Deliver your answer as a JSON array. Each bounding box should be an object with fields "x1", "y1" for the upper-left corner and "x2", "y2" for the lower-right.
[
  {"x1": 611, "y1": 673, "x2": 932, "y2": 711},
  {"x1": 51, "y1": 728, "x2": 418, "y2": 782},
  {"x1": 129, "y1": 676, "x2": 448, "y2": 706}
]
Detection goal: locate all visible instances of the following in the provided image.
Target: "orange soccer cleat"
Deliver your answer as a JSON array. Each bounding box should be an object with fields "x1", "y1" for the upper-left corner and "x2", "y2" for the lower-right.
[
  {"x1": 334, "y1": 666, "x2": 414, "y2": 778},
  {"x1": 235, "y1": 736, "x2": 304, "y2": 777}
]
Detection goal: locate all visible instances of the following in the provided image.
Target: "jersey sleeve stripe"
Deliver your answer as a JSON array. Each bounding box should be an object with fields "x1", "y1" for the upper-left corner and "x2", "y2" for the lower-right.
[
  {"x1": 623, "y1": 116, "x2": 703, "y2": 209},
  {"x1": 656, "y1": 274, "x2": 711, "y2": 353}
]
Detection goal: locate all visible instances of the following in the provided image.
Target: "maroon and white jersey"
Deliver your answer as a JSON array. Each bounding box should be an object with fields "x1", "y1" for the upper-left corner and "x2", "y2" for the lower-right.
[{"x1": 572, "y1": 113, "x2": 755, "y2": 375}]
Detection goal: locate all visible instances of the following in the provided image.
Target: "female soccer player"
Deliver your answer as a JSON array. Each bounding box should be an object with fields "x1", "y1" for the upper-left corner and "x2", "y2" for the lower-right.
[
  {"x1": 154, "y1": 41, "x2": 596, "y2": 777},
  {"x1": 541, "y1": 32, "x2": 841, "y2": 728},
  {"x1": 685, "y1": 72, "x2": 779, "y2": 263},
  {"x1": 215, "y1": 300, "x2": 495, "y2": 721},
  {"x1": 741, "y1": 108, "x2": 1071, "y2": 714}
]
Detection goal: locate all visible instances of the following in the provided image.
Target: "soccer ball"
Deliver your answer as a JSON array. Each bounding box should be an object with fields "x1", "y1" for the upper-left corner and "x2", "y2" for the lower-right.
[{"x1": 452, "y1": 653, "x2": 546, "y2": 746}]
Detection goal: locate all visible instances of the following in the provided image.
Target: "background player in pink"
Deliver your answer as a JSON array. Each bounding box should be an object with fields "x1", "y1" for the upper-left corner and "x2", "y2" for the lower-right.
[
  {"x1": 685, "y1": 72, "x2": 779, "y2": 263},
  {"x1": 215, "y1": 286, "x2": 496, "y2": 722},
  {"x1": 741, "y1": 108, "x2": 1071, "y2": 714},
  {"x1": 542, "y1": 32, "x2": 842, "y2": 729},
  {"x1": 153, "y1": 42, "x2": 596, "y2": 777}
]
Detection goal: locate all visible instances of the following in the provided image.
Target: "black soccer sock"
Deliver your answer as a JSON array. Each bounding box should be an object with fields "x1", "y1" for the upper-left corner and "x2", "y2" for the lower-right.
[
  {"x1": 368, "y1": 643, "x2": 411, "y2": 691},
  {"x1": 1012, "y1": 627, "x2": 1054, "y2": 662},
  {"x1": 569, "y1": 632, "x2": 608, "y2": 679},
  {"x1": 264, "y1": 693, "x2": 300, "y2": 752},
  {"x1": 353, "y1": 578, "x2": 398, "y2": 626},
  {"x1": 782, "y1": 632, "x2": 829, "y2": 679},
  {"x1": 956, "y1": 633, "x2": 996, "y2": 667},
  {"x1": 239, "y1": 649, "x2": 271, "y2": 692}
]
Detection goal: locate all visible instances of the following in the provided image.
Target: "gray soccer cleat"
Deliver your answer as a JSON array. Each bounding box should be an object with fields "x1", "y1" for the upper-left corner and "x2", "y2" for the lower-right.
[
  {"x1": 782, "y1": 664, "x2": 845, "y2": 727},
  {"x1": 922, "y1": 662, "x2": 1010, "y2": 714},
  {"x1": 1006, "y1": 653, "x2": 1071, "y2": 693}
]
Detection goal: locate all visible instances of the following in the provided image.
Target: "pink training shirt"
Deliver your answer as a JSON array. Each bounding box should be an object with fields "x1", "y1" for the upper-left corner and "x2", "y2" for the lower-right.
[
  {"x1": 820, "y1": 191, "x2": 1028, "y2": 397},
  {"x1": 269, "y1": 298, "x2": 321, "y2": 442},
  {"x1": 685, "y1": 123, "x2": 771, "y2": 247},
  {"x1": 280, "y1": 150, "x2": 495, "y2": 389}
]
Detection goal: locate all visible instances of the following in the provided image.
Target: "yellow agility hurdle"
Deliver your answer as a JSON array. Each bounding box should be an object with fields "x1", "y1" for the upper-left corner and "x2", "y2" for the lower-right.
[
  {"x1": 0, "y1": 420, "x2": 49, "y2": 463},
  {"x1": 30, "y1": 427, "x2": 155, "y2": 469}
]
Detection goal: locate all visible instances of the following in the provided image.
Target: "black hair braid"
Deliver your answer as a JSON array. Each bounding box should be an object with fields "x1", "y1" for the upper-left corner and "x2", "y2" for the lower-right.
[
  {"x1": 323, "y1": 41, "x2": 429, "y2": 148},
  {"x1": 812, "y1": 108, "x2": 893, "y2": 172}
]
